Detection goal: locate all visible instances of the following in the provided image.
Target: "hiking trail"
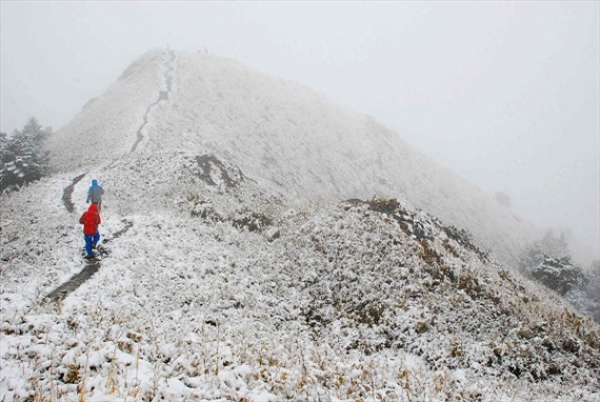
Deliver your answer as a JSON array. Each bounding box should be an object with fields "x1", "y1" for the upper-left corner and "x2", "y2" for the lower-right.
[
  {"x1": 45, "y1": 219, "x2": 133, "y2": 302},
  {"x1": 48, "y1": 49, "x2": 175, "y2": 302},
  {"x1": 61, "y1": 173, "x2": 86, "y2": 213},
  {"x1": 130, "y1": 49, "x2": 176, "y2": 153}
]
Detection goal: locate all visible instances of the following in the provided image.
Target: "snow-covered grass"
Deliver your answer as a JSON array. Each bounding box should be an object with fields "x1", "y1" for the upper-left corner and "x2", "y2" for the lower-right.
[
  {"x1": 1, "y1": 176, "x2": 599, "y2": 401},
  {"x1": 3, "y1": 48, "x2": 598, "y2": 401}
]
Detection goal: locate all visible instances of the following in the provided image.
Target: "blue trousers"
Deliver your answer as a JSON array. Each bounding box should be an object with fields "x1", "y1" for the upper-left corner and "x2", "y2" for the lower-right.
[{"x1": 84, "y1": 233, "x2": 100, "y2": 256}]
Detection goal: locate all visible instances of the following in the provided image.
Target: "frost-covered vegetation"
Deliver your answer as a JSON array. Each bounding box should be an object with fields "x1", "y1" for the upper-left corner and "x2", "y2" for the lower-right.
[
  {"x1": 1, "y1": 178, "x2": 599, "y2": 401},
  {"x1": 519, "y1": 231, "x2": 600, "y2": 322},
  {"x1": 531, "y1": 256, "x2": 586, "y2": 296},
  {"x1": 2, "y1": 48, "x2": 599, "y2": 401}
]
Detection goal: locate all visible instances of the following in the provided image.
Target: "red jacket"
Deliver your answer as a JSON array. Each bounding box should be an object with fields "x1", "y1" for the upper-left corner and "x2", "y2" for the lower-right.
[{"x1": 79, "y1": 204, "x2": 101, "y2": 235}]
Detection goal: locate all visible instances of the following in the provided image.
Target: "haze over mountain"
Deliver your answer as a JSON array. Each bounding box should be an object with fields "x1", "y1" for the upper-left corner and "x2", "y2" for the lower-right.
[
  {"x1": 2, "y1": 48, "x2": 598, "y2": 401},
  {"x1": 46, "y1": 48, "x2": 545, "y2": 266}
]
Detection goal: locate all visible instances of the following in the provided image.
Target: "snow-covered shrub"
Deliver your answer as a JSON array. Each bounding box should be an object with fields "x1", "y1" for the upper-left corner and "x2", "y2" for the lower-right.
[
  {"x1": 188, "y1": 195, "x2": 222, "y2": 221},
  {"x1": 231, "y1": 209, "x2": 273, "y2": 233},
  {"x1": 518, "y1": 230, "x2": 571, "y2": 275},
  {"x1": 532, "y1": 256, "x2": 587, "y2": 296}
]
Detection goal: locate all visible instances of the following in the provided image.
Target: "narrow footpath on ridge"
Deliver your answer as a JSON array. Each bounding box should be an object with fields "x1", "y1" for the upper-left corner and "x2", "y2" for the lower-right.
[
  {"x1": 47, "y1": 174, "x2": 103, "y2": 302},
  {"x1": 48, "y1": 177, "x2": 135, "y2": 302},
  {"x1": 164, "y1": 48, "x2": 175, "y2": 93},
  {"x1": 61, "y1": 173, "x2": 86, "y2": 213},
  {"x1": 130, "y1": 49, "x2": 176, "y2": 153},
  {"x1": 45, "y1": 220, "x2": 133, "y2": 302},
  {"x1": 46, "y1": 50, "x2": 176, "y2": 303}
]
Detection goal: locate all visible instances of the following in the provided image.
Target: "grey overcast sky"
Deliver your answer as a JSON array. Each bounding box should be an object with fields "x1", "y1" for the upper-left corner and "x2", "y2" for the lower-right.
[{"x1": 1, "y1": 1, "x2": 599, "y2": 259}]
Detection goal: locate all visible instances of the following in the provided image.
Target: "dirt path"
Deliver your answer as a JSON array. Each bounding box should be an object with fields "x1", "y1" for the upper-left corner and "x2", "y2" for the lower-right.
[
  {"x1": 62, "y1": 173, "x2": 86, "y2": 213},
  {"x1": 130, "y1": 101, "x2": 159, "y2": 152},
  {"x1": 165, "y1": 49, "x2": 175, "y2": 92},
  {"x1": 45, "y1": 260, "x2": 102, "y2": 302},
  {"x1": 130, "y1": 49, "x2": 176, "y2": 153},
  {"x1": 49, "y1": 52, "x2": 173, "y2": 301},
  {"x1": 45, "y1": 220, "x2": 134, "y2": 303}
]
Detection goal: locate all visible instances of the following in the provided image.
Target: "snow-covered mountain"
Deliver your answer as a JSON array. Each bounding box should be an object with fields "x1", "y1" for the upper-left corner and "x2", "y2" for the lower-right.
[
  {"x1": 2, "y1": 48, "x2": 599, "y2": 401},
  {"x1": 45, "y1": 48, "x2": 542, "y2": 266}
]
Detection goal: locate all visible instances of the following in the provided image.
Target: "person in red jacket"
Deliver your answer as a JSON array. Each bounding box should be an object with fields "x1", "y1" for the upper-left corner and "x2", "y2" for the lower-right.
[{"x1": 79, "y1": 203, "x2": 101, "y2": 259}]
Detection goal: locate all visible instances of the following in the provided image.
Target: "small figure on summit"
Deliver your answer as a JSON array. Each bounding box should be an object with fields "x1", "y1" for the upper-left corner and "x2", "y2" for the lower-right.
[
  {"x1": 86, "y1": 179, "x2": 104, "y2": 211},
  {"x1": 79, "y1": 203, "x2": 102, "y2": 259}
]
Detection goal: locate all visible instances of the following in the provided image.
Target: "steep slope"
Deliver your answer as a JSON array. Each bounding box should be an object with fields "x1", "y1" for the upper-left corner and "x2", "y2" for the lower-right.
[
  {"x1": 44, "y1": 49, "x2": 164, "y2": 171},
  {"x1": 1, "y1": 177, "x2": 598, "y2": 401},
  {"x1": 45, "y1": 48, "x2": 542, "y2": 266},
  {"x1": 21, "y1": 47, "x2": 598, "y2": 399}
]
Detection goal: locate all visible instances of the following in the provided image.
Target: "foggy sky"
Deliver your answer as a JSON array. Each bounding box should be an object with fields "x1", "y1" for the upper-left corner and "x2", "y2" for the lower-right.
[{"x1": 1, "y1": 1, "x2": 598, "y2": 260}]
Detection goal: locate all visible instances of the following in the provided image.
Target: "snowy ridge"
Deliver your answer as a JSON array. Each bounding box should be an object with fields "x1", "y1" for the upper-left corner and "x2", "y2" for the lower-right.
[
  {"x1": 1, "y1": 182, "x2": 599, "y2": 401},
  {"x1": 45, "y1": 49, "x2": 543, "y2": 266},
  {"x1": 146, "y1": 50, "x2": 544, "y2": 266},
  {"x1": 44, "y1": 49, "x2": 166, "y2": 171},
  {"x1": 3, "y1": 48, "x2": 599, "y2": 400}
]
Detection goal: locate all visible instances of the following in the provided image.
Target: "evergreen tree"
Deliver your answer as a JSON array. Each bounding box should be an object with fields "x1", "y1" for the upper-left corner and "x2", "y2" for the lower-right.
[
  {"x1": 517, "y1": 229, "x2": 590, "y2": 300},
  {"x1": 0, "y1": 117, "x2": 50, "y2": 192},
  {"x1": 0, "y1": 131, "x2": 7, "y2": 149},
  {"x1": 518, "y1": 229, "x2": 571, "y2": 274},
  {"x1": 531, "y1": 255, "x2": 586, "y2": 296},
  {"x1": 540, "y1": 230, "x2": 570, "y2": 258}
]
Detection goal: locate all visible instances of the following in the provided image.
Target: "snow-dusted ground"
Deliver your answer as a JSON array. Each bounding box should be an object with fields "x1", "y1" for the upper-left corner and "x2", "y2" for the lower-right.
[
  {"x1": 44, "y1": 49, "x2": 553, "y2": 267},
  {"x1": 1, "y1": 174, "x2": 599, "y2": 401},
  {"x1": 3, "y1": 48, "x2": 599, "y2": 401}
]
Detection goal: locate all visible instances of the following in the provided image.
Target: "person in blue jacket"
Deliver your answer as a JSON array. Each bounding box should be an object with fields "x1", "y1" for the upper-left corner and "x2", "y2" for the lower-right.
[{"x1": 86, "y1": 179, "x2": 104, "y2": 211}]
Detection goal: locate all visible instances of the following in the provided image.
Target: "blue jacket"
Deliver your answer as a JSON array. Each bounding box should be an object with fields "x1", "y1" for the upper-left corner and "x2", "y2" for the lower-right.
[{"x1": 86, "y1": 180, "x2": 104, "y2": 204}]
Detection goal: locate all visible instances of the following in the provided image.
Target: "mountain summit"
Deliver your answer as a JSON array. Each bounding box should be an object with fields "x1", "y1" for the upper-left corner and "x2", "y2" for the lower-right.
[{"x1": 2, "y1": 49, "x2": 598, "y2": 401}]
